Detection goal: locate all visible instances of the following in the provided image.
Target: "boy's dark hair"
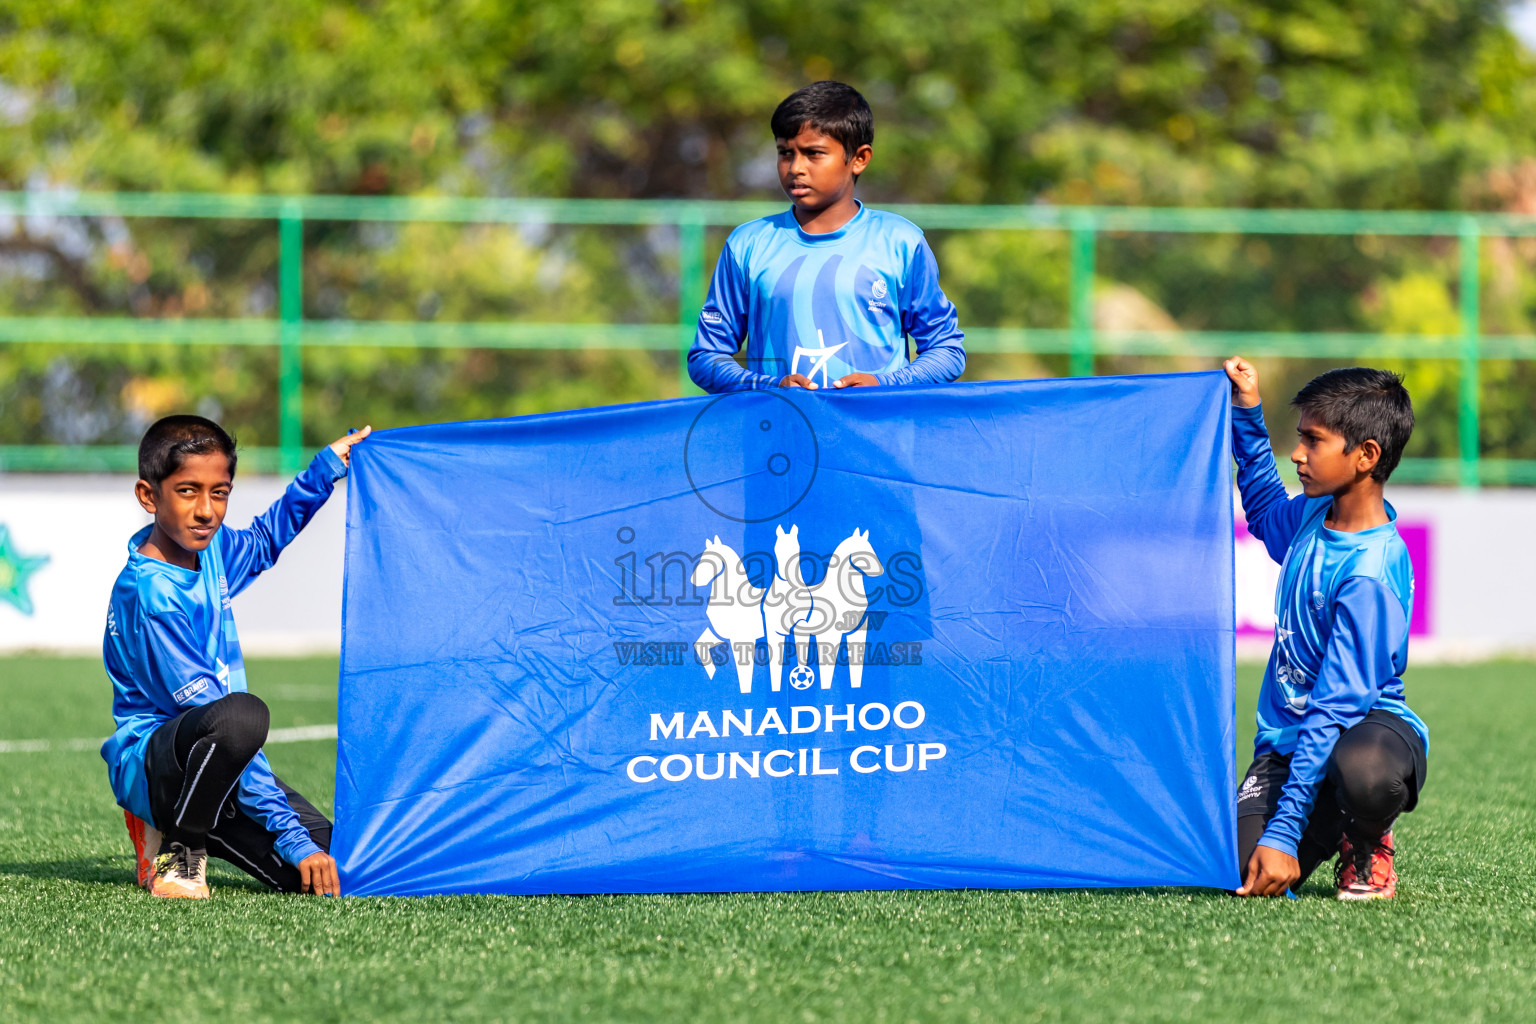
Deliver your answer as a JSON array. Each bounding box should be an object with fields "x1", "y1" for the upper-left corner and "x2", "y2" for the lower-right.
[
  {"x1": 138, "y1": 414, "x2": 238, "y2": 484},
  {"x1": 771, "y1": 81, "x2": 874, "y2": 166},
  {"x1": 1291, "y1": 367, "x2": 1414, "y2": 482}
]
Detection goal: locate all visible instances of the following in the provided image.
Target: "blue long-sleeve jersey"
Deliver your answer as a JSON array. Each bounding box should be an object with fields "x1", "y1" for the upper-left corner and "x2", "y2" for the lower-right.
[
  {"x1": 688, "y1": 201, "x2": 966, "y2": 392},
  {"x1": 1233, "y1": 404, "x2": 1428, "y2": 857},
  {"x1": 100, "y1": 447, "x2": 347, "y2": 867}
]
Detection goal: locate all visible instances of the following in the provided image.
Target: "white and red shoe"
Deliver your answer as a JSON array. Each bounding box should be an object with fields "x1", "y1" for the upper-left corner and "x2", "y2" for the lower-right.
[
  {"x1": 149, "y1": 842, "x2": 210, "y2": 900},
  {"x1": 1336, "y1": 830, "x2": 1397, "y2": 900},
  {"x1": 124, "y1": 810, "x2": 162, "y2": 890}
]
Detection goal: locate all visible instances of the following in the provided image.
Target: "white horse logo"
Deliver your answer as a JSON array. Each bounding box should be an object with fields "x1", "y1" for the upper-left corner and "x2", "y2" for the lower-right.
[
  {"x1": 692, "y1": 524, "x2": 883, "y2": 693},
  {"x1": 691, "y1": 536, "x2": 765, "y2": 694},
  {"x1": 804, "y1": 528, "x2": 884, "y2": 689},
  {"x1": 766, "y1": 524, "x2": 814, "y2": 692}
]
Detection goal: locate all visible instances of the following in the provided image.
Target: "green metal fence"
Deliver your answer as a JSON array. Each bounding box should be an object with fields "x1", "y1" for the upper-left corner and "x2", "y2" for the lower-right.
[{"x1": 3, "y1": 191, "x2": 1535, "y2": 485}]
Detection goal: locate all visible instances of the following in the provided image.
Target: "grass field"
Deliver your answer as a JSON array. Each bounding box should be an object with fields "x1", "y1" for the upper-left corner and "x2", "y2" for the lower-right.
[{"x1": 2, "y1": 657, "x2": 1534, "y2": 1023}]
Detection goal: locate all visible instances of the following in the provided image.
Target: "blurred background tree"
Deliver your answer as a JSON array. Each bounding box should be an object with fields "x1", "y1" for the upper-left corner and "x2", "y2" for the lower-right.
[{"x1": 2, "y1": 0, "x2": 1535, "y2": 462}]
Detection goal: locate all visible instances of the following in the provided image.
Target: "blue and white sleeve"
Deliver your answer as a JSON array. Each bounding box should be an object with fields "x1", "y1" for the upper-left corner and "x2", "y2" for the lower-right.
[
  {"x1": 1232, "y1": 403, "x2": 1309, "y2": 562},
  {"x1": 878, "y1": 238, "x2": 965, "y2": 386},
  {"x1": 688, "y1": 242, "x2": 778, "y2": 393},
  {"x1": 220, "y1": 447, "x2": 348, "y2": 596},
  {"x1": 1258, "y1": 577, "x2": 1407, "y2": 857}
]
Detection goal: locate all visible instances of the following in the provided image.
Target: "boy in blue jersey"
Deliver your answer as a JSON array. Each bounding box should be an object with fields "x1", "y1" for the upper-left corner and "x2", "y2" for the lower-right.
[
  {"x1": 1224, "y1": 358, "x2": 1427, "y2": 900},
  {"x1": 689, "y1": 81, "x2": 965, "y2": 392},
  {"x1": 103, "y1": 415, "x2": 368, "y2": 899}
]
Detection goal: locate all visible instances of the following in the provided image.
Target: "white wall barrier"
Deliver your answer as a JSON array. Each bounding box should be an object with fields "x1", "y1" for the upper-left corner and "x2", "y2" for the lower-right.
[
  {"x1": 0, "y1": 475, "x2": 345, "y2": 656},
  {"x1": 1, "y1": 477, "x2": 1531, "y2": 660}
]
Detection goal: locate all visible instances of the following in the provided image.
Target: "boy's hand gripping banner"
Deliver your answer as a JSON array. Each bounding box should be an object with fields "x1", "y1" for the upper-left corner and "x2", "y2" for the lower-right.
[{"x1": 334, "y1": 373, "x2": 1237, "y2": 895}]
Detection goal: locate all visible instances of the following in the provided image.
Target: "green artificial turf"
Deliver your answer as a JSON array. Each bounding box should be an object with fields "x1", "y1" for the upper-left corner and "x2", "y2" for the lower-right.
[{"x1": 2, "y1": 656, "x2": 1534, "y2": 1023}]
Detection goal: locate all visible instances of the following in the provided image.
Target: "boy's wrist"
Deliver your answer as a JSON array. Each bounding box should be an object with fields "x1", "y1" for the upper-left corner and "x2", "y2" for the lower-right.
[
  {"x1": 1255, "y1": 833, "x2": 1299, "y2": 859},
  {"x1": 280, "y1": 833, "x2": 325, "y2": 867},
  {"x1": 316, "y1": 445, "x2": 349, "y2": 481}
]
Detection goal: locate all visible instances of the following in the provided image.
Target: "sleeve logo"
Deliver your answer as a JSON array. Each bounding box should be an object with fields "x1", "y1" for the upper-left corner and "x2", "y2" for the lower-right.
[{"x1": 172, "y1": 677, "x2": 211, "y2": 704}]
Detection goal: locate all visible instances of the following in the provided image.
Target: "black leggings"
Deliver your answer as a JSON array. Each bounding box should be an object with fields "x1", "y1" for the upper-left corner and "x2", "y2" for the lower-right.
[
  {"x1": 145, "y1": 692, "x2": 331, "y2": 892},
  {"x1": 1238, "y1": 717, "x2": 1419, "y2": 884}
]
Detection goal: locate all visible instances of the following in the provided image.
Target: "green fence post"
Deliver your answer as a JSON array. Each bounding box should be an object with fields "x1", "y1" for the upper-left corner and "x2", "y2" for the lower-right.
[
  {"x1": 278, "y1": 205, "x2": 304, "y2": 475},
  {"x1": 1069, "y1": 215, "x2": 1097, "y2": 377},
  {"x1": 1458, "y1": 218, "x2": 1482, "y2": 488},
  {"x1": 677, "y1": 210, "x2": 706, "y2": 398}
]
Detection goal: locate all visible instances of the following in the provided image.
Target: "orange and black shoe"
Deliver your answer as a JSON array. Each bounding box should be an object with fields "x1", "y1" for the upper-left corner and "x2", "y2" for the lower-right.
[
  {"x1": 1336, "y1": 830, "x2": 1397, "y2": 900},
  {"x1": 149, "y1": 841, "x2": 211, "y2": 900},
  {"x1": 123, "y1": 811, "x2": 163, "y2": 890}
]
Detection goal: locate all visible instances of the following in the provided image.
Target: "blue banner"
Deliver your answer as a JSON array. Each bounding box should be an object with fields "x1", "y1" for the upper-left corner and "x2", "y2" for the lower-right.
[{"x1": 334, "y1": 372, "x2": 1237, "y2": 896}]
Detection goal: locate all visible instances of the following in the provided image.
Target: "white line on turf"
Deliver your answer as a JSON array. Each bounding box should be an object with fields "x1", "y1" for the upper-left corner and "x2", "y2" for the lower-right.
[
  {"x1": 0, "y1": 723, "x2": 338, "y2": 754},
  {"x1": 267, "y1": 724, "x2": 339, "y2": 743}
]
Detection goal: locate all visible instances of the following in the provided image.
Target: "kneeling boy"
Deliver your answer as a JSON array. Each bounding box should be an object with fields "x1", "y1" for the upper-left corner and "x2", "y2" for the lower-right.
[
  {"x1": 102, "y1": 415, "x2": 368, "y2": 899},
  {"x1": 1224, "y1": 358, "x2": 1428, "y2": 899}
]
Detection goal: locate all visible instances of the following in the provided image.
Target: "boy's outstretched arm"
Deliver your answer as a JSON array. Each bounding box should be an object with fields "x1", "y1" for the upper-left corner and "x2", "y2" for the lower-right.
[
  {"x1": 858, "y1": 239, "x2": 965, "y2": 388},
  {"x1": 220, "y1": 427, "x2": 370, "y2": 595},
  {"x1": 234, "y1": 752, "x2": 341, "y2": 896},
  {"x1": 689, "y1": 244, "x2": 780, "y2": 393},
  {"x1": 1225, "y1": 357, "x2": 1308, "y2": 562}
]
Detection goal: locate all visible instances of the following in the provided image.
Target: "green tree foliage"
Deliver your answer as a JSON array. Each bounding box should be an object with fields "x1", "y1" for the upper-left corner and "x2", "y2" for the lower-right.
[{"x1": 2, "y1": 0, "x2": 1535, "y2": 461}]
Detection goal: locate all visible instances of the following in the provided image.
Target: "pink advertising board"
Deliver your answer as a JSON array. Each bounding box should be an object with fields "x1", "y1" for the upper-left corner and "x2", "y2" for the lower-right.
[{"x1": 1234, "y1": 520, "x2": 1431, "y2": 639}]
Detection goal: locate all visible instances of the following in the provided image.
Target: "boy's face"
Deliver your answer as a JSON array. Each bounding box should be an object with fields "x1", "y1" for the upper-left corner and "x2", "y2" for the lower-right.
[
  {"x1": 1290, "y1": 412, "x2": 1378, "y2": 497},
  {"x1": 135, "y1": 453, "x2": 233, "y2": 555},
  {"x1": 776, "y1": 125, "x2": 871, "y2": 214}
]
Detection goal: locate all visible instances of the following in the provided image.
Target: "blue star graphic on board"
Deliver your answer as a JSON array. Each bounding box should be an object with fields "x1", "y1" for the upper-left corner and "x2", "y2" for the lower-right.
[{"x1": 0, "y1": 524, "x2": 49, "y2": 616}]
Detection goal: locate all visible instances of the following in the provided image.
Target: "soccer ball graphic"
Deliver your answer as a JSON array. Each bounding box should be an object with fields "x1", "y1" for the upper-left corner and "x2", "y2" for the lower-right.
[{"x1": 789, "y1": 666, "x2": 816, "y2": 690}]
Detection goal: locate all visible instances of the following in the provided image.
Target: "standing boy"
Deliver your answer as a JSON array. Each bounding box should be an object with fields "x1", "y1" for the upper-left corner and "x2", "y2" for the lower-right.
[
  {"x1": 103, "y1": 414, "x2": 368, "y2": 899},
  {"x1": 689, "y1": 81, "x2": 965, "y2": 392},
  {"x1": 1224, "y1": 358, "x2": 1428, "y2": 900}
]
